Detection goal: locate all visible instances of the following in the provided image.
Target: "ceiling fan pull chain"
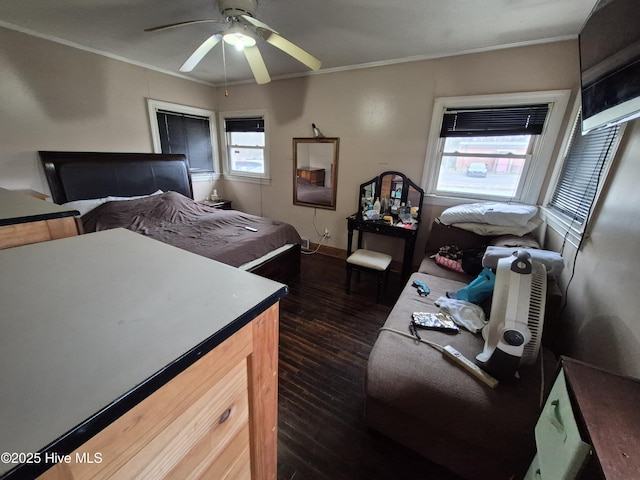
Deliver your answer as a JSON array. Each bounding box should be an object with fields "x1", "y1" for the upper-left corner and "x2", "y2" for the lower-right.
[{"x1": 222, "y1": 41, "x2": 229, "y2": 97}]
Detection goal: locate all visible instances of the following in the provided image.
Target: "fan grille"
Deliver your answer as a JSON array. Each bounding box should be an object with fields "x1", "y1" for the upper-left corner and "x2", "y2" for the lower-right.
[{"x1": 522, "y1": 262, "x2": 547, "y2": 365}]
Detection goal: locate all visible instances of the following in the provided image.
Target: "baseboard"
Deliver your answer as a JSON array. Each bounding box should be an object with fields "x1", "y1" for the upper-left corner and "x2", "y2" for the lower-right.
[
  {"x1": 307, "y1": 243, "x2": 405, "y2": 273},
  {"x1": 308, "y1": 242, "x2": 346, "y2": 259}
]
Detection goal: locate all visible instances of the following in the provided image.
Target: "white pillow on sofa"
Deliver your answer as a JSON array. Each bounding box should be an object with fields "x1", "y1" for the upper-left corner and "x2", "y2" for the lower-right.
[
  {"x1": 439, "y1": 202, "x2": 538, "y2": 227},
  {"x1": 450, "y1": 216, "x2": 543, "y2": 236}
]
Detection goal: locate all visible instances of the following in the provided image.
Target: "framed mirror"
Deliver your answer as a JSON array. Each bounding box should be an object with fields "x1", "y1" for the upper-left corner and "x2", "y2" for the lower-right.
[{"x1": 293, "y1": 137, "x2": 339, "y2": 210}]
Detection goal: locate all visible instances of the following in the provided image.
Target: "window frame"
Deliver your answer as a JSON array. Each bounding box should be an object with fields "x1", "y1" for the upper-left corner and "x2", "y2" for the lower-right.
[
  {"x1": 147, "y1": 99, "x2": 220, "y2": 181},
  {"x1": 541, "y1": 97, "x2": 626, "y2": 247},
  {"x1": 219, "y1": 109, "x2": 270, "y2": 184},
  {"x1": 422, "y1": 90, "x2": 571, "y2": 206}
]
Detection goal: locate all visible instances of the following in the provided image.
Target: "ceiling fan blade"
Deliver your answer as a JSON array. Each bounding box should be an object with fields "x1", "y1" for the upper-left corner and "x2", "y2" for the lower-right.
[
  {"x1": 145, "y1": 19, "x2": 225, "y2": 32},
  {"x1": 243, "y1": 45, "x2": 271, "y2": 84},
  {"x1": 239, "y1": 14, "x2": 278, "y2": 34},
  {"x1": 179, "y1": 34, "x2": 222, "y2": 72},
  {"x1": 261, "y1": 31, "x2": 321, "y2": 71}
]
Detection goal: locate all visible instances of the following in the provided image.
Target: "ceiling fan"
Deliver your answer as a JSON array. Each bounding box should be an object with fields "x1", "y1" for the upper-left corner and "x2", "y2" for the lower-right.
[{"x1": 145, "y1": 0, "x2": 321, "y2": 84}]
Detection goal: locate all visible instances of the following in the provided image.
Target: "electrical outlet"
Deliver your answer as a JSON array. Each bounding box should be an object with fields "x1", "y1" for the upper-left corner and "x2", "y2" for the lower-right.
[
  {"x1": 301, "y1": 237, "x2": 310, "y2": 250},
  {"x1": 323, "y1": 227, "x2": 331, "y2": 238}
]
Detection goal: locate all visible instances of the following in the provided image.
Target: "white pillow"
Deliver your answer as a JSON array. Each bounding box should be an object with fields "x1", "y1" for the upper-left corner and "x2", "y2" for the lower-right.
[
  {"x1": 62, "y1": 198, "x2": 109, "y2": 216},
  {"x1": 105, "y1": 190, "x2": 163, "y2": 202},
  {"x1": 63, "y1": 190, "x2": 163, "y2": 216},
  {"x1": 450, "y1": 216, "x2": 543, "y2": 236},
  {"x1": 439, "y1": 202, "x2": 538, "y2": 227}
]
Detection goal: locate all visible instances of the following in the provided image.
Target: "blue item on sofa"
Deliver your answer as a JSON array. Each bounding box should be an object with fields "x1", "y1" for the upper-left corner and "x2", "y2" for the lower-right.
[{"x1": 455, "y1": 267, "x2": 496, "y2": 304}]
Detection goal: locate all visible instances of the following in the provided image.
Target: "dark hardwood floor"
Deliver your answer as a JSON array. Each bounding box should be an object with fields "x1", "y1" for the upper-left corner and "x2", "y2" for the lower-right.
[{"x1": 277, "y1": 253, "x2": 463, "y2": 480}]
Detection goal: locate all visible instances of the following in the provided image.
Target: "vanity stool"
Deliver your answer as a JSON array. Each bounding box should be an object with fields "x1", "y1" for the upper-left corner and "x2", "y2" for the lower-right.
[{"x1": 346, "y1": 249, "x2": 392, "y2": 303}]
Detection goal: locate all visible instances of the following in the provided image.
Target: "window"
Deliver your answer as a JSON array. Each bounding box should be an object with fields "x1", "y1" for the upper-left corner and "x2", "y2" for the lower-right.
[
  {"x1": 547, "y1": 110, "x2": 622, "y2": 227},
  {"x1": 422, "y1": 91, "x2": 570, "y2": 205},
  {"x1": 147, "y1": 99, "x2": 219, "y2": 177},
  {"x1": 220, "y1": 111, "x2": 268, "y2": 182}
]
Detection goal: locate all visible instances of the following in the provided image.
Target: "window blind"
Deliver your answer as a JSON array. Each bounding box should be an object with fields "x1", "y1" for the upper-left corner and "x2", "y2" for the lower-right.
[
  {"x1": 549, "y1": 112, "x2": 620, "y2": 224},
  {"x1": 225, "y1": 117, "x2": 264, "y2": 132},
  {"x1": 157, "y1": 110, "x2": 214, "y2": 173},
  {"x1": 440, "y1": 104, "x2": 550, "y2": 137}
]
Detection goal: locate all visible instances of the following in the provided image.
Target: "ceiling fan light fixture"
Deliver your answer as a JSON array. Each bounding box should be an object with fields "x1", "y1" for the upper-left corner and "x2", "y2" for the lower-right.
[{"x1": 223, "y1": 28, "x2": 256, "y2": 51}]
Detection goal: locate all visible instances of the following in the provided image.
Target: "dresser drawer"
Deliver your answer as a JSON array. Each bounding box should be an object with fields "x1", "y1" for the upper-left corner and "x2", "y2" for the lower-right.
[
  {"x1": 38, "y1": 324, "x2": 254, "y2": 480},
  {"x1": 0, "y1": 217, "x2": 78, "y2": 249},
  {"x1": 534, "y1": 370, "x2": 591, "y2": 479},
  {"x1": 524, "y1": 454, "x2": 541, "y2": 480}
]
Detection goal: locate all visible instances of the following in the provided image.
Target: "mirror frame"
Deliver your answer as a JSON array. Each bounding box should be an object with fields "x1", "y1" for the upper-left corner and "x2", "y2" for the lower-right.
[
  {"x1": 293, "y1": 137, "x2": 339, "y2": 210},
  {"x1": 357, "y1": 171, "x2": 424, "y2": 222}
]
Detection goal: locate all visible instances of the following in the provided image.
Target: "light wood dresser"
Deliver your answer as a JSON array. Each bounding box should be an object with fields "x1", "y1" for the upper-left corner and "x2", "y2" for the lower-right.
[
  {"x1": 0, "y1": 188, "x2": 78, "y2": 249},
  {"x1": 0, "y1": 229, "x2": 286, "y2": 479},
  {"x1": 296, "y1": 167, "x2": 325, "y2": 186}
]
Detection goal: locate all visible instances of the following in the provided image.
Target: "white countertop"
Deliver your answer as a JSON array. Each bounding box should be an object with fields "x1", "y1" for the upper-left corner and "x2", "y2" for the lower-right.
[{"x1": 0, "y1": 228, "x2": 286, "y2": 475}]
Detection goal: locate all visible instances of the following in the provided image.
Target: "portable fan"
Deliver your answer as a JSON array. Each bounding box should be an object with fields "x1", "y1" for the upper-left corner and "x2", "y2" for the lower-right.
[
  {"x1": 475, "y1": 250, "x2": 547, "y2": 381},
  {"x1": 145, "y1": 0, "x2": 321, "y2": 84}
]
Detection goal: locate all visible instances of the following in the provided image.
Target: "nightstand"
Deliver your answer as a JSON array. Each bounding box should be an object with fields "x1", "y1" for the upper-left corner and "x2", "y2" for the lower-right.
[
  {"x1": 199, "y1": 199, "x2": 232, "y2": 210},
  {"x1": 525, "y1": 357, "x2": 640, "y2": 479}
]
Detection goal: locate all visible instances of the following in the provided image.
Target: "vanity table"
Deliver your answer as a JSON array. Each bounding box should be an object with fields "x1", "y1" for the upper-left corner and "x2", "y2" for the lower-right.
[
  {"x1": 346, "y1": 172, "x2": 424, "y2": 280},
  {"x1": 0, "y1": 228, "x2": 286, "y2": 479}
]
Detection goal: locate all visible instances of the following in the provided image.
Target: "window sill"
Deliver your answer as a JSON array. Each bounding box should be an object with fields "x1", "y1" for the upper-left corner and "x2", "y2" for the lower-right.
[
  {"x1": 539, "y1": 206, "x2": 584, "y2": 249},
  {"x1": 423, "y1": 193, "x2": 533, "y2": 208},
  {"x1": 191, "y1": 172, "x2": 221, "y2": 182},
  {"x1": 223, "y1": 173, "x2": 271, "y2": 185}
]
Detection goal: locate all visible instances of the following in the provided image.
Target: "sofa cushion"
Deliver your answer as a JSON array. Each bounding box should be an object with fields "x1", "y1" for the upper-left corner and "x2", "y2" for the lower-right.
[
  {"x1": 424, "y1": 220, "x2": 493, "y2": 255},
  {"x1": 490, "y1": 234, "x2": 541, "y2": 249},
  {"x1": 418, "y1": 256, "x2": 474, "y2": 283},
  {"x1": 365, "y1": 272, "x2": 557, "y2": 479}
]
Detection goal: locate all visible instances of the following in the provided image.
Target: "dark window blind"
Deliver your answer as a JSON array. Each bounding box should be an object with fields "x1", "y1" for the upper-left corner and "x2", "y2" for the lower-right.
[
  {"x1": 225, "y1": 117, "x2": 264, "y2": 132},
  {"x1": 440, "y1": 104, "x2": 550, "y2": 137},
  {"x1": 157, "y1": 110, "x2": 214, "y2": 173},
  {"x1": 549, "y1": 112, "x2": 620, "y2": 224}
]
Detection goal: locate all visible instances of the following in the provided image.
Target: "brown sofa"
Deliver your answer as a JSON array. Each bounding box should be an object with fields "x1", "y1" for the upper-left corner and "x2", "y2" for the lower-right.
[{"x1": 364, "y1": 221, "x2": 559, "y2": 480}]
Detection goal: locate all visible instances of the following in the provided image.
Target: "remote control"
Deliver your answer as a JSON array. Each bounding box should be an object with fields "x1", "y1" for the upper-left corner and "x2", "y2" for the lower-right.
[
  {"x1": 245, "y1": 226, "x2": 258, "y2": 232},
  {"x1": 442, "y1": 345, "x2": 499, "y2": 388}
]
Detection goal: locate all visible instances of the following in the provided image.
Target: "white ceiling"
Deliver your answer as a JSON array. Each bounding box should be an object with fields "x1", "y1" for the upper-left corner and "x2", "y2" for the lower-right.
[{"x1": 0, "y1": 0, "x2": 598, "y2": 85}]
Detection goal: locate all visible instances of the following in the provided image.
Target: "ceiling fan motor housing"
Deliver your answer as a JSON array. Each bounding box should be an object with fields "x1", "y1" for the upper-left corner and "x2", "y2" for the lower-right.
[{"x1": 219, "y1": 0, "x2": 257, "y2": 19}]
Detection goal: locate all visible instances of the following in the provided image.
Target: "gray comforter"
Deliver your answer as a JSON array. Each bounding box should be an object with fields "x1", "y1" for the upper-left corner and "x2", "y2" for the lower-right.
[{"x1": 82, "y1": 191, "x2": 301, "y2": 267}]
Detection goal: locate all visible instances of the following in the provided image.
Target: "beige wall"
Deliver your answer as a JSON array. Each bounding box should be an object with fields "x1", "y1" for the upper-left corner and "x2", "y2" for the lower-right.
[
  {"x1": 214, "y1": 40, "x2": 580, "y2": 262},
  {"x1": 0, "y1": 27, "x2": 578, "y2": 253},
  {"x1": 545, "y1": 119, "x2": 640, "y2": 378},
  {"x1": 0, "y1": 27, "x2": 217, "y2": 199}
]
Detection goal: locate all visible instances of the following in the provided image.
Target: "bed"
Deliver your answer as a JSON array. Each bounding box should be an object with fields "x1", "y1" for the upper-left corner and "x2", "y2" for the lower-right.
[
  {"x1": 295, "y1": 176, "x2": 333, "y2": 206},
  {"x1": 39, "y1": 151, "x2": 301, "y2": 282}
]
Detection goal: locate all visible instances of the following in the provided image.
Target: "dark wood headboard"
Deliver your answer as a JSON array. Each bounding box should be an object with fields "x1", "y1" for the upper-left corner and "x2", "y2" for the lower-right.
[{"x1": 39, "y1": 151, "x2": 194, "y2": 204}]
